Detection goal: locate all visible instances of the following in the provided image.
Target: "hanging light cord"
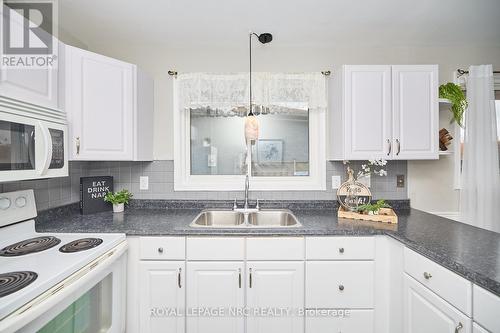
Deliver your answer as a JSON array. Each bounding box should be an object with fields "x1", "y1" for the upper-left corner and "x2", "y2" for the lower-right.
[{"x1": 249, "y1": 32, "x2": 253, "y2": 116}]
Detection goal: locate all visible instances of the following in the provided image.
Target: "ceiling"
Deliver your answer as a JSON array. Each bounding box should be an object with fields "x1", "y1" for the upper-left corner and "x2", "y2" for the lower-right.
[{"x1": 59, "y1": 0, "x2": 500, "y2": 48}]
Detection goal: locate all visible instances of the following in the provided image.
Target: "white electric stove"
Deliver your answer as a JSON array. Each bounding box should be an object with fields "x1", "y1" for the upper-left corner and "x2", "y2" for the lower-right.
[{"x1": 0, "y1": 190, "x2": 127, "y2": 333}]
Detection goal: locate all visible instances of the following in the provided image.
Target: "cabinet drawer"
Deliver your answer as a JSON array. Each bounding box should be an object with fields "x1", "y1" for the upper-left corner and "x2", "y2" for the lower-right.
[
  {"x1": 139, "y1": 237, "x2": 185, "y2": 260},
  {"x1": 404, "y1": 248, "x2": 472, "y2": 316},
  {"x1": 187, "y1": 237, "x2": 244, "y2": 260},
  {"x1": 306, "y1": 261, "x2": 374, "y2": 308},
  {"x1": 473, "y1": 285, "x2": 500, "y2": 333},
  {"x1": 306, "y1": 310, "x2": 374, "y2": 333},
  {"x1": 246, "y1": 237, "x2": 304, "y2": 260},
  {"x1": 306, "y1": 237, "x2": 375, "y2": 260}
]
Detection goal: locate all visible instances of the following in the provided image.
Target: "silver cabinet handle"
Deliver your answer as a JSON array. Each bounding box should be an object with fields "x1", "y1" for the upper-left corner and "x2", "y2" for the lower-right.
[
  {"x1": 423, "y1": 272, "x2": 432, "y2": 279},
  {"x1": 454, "y1": 322, "x2": 463, "y2": 333},
  {"x1": 387, "y1": 139, "x2": 391, "y2": 156},
  {"x1": 158, "y1": 247, "x2": 164, "y2": 253},
  {"x1": 178, "y1": 268, "x2": 182, "y2": 288},
  {"x1": 76, "y1": 137, "x2": 80, "y2": 155},
  {"x1": 396, "y1": 139, "x2": 401, "y2": 155},
  {"x1": 238, "y1": 268, "x2": 242, "y2": 288},
  {"x1": 338, "y1": 284, "x2": 344, "y2": 291},
  {"x1": 249, "y1": 268, "x2": 253, "y2": 288},
  {"x1": 339, "y1": 247, "x2": 344, "y2": 254}
]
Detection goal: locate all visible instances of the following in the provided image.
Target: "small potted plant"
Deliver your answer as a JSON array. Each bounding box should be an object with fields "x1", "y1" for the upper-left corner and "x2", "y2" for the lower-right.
[
  {"x1": 104, "y1": 189, "x2": 133, "y2": 213},
  {"x1": 356, "y1": 200, "x2": 391, "y2": 215}
]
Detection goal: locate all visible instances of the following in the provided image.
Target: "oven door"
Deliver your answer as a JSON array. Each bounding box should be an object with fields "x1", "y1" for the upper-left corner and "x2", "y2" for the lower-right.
[
  {"x1": 0, "y1": 242, "x2": 127, "y2": 333},
  {"x1": 0, "y1": 112, "x2": 68, "y2": 182}
]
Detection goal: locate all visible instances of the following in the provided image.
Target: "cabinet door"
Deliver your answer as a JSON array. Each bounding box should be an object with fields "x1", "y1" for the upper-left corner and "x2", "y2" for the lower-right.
[
  {"x1": 392, "y1": 65, "x2": 438, "y2": 159},
  {"x1": 472, "y1": 323, "x2": 489, "y2": 333},
  {"x1": 343, "y1": 65, "x2": 392, "y2": 160},
  {"x1": 186, "y1": 261, "x2": 244, "y2": 333},
  {"x1": 0, "y1": 6, "x2": 58, "y2": 109},
  {"x1": 66, "y1": 45, "x2": 134, "y2": 160},
  {"x1": 139, "y1": 261, "x2": 185, "y2": 333},
  {"x1": 404, "y1": 274, "x2": 471, "y2": 333},
  {"x1": 246, "y1": 261, "x2": 304, "y2": 333}
]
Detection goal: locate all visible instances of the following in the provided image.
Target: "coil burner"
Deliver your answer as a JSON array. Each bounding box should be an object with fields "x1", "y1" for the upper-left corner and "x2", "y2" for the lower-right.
[
  {"x1": 0, "y1": 271, "x2": 38, "y2": 298},
  {"x1": 0, "y1": 237, "x2": 61, "y2": 257},
  {"x1": 59, "y1": 238, "x2": 103, "y2": 253}
]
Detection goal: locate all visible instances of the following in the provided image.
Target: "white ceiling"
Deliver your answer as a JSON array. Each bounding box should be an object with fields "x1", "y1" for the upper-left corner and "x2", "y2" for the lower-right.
[{"x1": 59, "y1": 0, "x2": 500, "y2": 48}]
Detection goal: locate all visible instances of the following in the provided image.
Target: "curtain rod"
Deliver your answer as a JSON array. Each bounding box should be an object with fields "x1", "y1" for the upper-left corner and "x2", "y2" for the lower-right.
[
  {"x1": 168, "y1": 70, "x2": 331, "y2": 77},
  {"x1": 457, "y1": 68, "x2": 500, "y2": 77}
]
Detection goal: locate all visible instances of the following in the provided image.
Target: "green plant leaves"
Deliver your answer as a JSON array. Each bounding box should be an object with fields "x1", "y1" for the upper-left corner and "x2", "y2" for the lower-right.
[
  {"x1": 104, "y1": 189, "x2": 133, "y2": 204},
  {"x1": 439, "y1": 82, "x2": 468, "y2": 127}
]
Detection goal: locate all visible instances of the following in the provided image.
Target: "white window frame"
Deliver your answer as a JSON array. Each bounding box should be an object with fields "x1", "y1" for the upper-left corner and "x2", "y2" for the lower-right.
[{"x1": 173, "y1": 82, "x2": 326, "y2": 191}]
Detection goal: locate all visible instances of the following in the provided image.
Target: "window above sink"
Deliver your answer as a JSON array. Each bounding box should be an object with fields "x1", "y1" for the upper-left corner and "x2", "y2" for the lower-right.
[{"x1": 174, "y1": 72, "x2": 327, "y2": 191}]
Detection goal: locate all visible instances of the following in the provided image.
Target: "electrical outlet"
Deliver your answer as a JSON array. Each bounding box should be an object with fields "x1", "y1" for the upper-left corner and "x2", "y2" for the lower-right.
[
  {"x1": 331, "y1": 176, "x2": 341, "y2": 189},
  {"x1": 140, "y1": 176, "x2": 149, "y2": 190},
  {"x1": 397, "y1": 174, "x2": 405, "y2": 188}
]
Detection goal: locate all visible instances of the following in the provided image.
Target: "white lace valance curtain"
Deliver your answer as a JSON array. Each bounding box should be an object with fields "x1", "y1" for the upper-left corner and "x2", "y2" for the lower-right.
[{"x1": 176, "y1": 72, "x2": 327, "y2": 117}]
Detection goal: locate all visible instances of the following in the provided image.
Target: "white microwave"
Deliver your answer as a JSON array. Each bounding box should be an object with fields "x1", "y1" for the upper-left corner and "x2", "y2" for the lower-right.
[{"x1": 0, "y1": 106, "x2": 68, "y2": 182}]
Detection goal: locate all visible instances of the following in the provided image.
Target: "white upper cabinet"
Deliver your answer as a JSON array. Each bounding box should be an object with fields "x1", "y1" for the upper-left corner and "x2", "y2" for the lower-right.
[
  {"x1": 343, "y1": 65, "x2": 392, "y2": 159},
  {"x1": 392, "y1": 65, "x2": 438, "y2": 159},
  {"x1": 61, "y1": 45, "x2": 153, "y2": 161},
  {"x1": 0, "y1": 5, "x2": 59, "y2": 110},
  {"x1": 330, "y1": 65, "x2": 438, "y2": 160}
]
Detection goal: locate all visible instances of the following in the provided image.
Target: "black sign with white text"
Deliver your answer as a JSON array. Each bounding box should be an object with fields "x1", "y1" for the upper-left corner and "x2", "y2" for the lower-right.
[{"x1": 80, "y1": 176, "x2": 113, "y2": 215}]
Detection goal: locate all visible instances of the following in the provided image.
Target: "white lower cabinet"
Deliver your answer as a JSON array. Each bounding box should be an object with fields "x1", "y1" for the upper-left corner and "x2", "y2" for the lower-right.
[
  {"x1": 403, "y1": 274, "x2": 471, "y2": 333},
  {"x1": 306, "y1": 261, "x2": 374, "y2": 308},
  {"x1": 306, "y1": 310, "x2": 374, "y2": 333},
  {"x1": 186, "y1": 261, "x2": 245, "y2": 333},
  {"x1": 473, "y1": 323, "x2": 490, "y2": 333},
  {"x1": 246, "y1": 261, "x2": 304, "y2": 333},
  {"x1": 139, "y1": 261, "x2": 185, "y2": 333}
]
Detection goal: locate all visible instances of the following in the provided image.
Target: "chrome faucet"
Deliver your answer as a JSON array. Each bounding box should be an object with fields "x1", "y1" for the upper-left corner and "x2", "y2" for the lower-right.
[
  {"x1": 233, "y1": 175, "x2": 259, "y2": 214},
  {"x1": 244, "y1": 174, "x2": 250, "y2": 209}
]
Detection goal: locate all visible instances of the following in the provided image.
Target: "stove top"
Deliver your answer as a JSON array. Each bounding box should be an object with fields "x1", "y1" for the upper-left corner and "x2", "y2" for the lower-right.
[
  {"x1": 0, "y1": 236, "x2": 61, "y2": 257},
  {"x1": 0, "y1": 271, "x2": 38, "y2": 298},
  {"x1": 0, "y1": 190, "x2": 126, "y2": 321},
  {"x1": 59, "y1": 238, "x2": 103, "y2": 253}
]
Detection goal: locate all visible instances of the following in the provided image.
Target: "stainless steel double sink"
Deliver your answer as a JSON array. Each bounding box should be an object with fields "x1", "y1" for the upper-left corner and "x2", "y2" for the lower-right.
[{"x1": 189, "y1": 209, "x2": 301, "y2": 228}]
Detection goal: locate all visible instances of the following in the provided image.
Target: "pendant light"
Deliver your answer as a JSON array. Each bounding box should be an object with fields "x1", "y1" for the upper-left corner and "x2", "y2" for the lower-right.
[{"x1": 244, "y1": 32, "x2": 273, "y2": 144}]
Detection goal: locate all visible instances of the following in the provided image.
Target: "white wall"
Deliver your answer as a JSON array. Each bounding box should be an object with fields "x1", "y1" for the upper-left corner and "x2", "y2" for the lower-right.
[{"x1": 85, "y1": 42, "x2": 500, "y2": 212}]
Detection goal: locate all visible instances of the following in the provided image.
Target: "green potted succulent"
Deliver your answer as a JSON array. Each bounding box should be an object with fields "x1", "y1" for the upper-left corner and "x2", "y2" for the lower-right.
[
  {"x1": 439, "y1": 82, "x2": 468, "y2": 127},
  {"x1": 356, "y1": 200, "x2": 391, "y2": 215},
  {"x1": 104, "y1": 189, "x2": 133, "y2": 213}
]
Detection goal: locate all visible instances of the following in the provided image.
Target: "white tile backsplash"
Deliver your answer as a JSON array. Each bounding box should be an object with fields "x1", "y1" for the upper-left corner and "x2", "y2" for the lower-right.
[{"x1": 0, "y1": 160, "x2": 407, "y2": 211}]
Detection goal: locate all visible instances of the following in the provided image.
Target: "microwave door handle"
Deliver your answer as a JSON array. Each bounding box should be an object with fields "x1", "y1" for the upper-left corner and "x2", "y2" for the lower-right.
[{"x1": 36, "y1": 122, "x2": 53, "y2": 176}]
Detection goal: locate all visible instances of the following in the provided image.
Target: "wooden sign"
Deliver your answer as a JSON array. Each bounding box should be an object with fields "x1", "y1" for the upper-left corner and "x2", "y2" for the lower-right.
[
  {"x1": 80, "y1": 176, "x2": 113, "y2": 215},
  {"x1": 336, "y1": 180, "x2": 372, "y2": 211}
]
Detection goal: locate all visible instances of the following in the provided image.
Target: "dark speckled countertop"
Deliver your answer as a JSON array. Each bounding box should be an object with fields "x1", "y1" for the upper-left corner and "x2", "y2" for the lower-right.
[{"x1": 35, "y1": 200, "x2": 500, "y2": 297}]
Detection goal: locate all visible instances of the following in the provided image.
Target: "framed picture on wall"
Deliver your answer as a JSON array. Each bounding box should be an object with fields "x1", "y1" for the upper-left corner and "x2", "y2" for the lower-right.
[{"x1": 257, "y1": 139, "x2": 284, "y2": 163}]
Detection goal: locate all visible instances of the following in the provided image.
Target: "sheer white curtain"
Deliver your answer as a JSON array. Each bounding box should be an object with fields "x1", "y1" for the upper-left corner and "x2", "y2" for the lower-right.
[
  {"x1": 460, "y1": 65, "x2": 500, "y2": 233},
  {"x1": 176, "y1": 72, "x2": 327, "y2": 116}
]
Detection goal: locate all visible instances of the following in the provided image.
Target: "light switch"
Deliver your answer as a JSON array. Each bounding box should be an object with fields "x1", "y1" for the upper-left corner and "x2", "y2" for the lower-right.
[
  {"x1": 140, "y1": 176, "x2": 149, "y2": 190},
  {"x1": 331, "y1": 176, "x2": 341, "y2": 189}
]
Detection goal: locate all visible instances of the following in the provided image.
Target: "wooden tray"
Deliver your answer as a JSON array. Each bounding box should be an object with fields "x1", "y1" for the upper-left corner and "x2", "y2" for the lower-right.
[{"x1": 338, "y1": 207, "x2": 398, "y2": 224}]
